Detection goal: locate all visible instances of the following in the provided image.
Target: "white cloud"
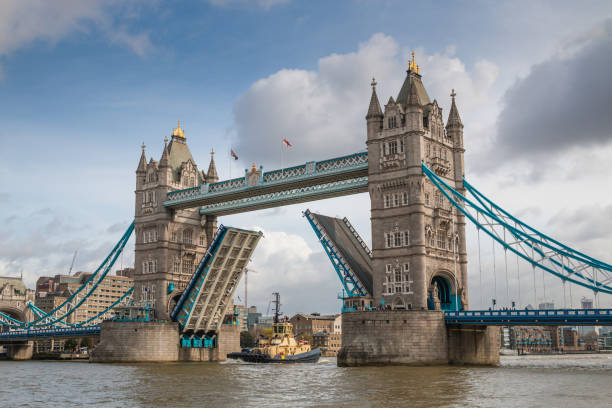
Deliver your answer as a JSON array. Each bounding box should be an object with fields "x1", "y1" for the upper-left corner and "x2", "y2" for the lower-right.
[
  {"x1": 232, "y1": 33, "x2": 499, "y2": 168},
  {"x1": 232, "y1": 228, "x2": 342, "y2": 315},
  {"x1": 0, "y1": 0, "x2": 152, "y2": 72}
]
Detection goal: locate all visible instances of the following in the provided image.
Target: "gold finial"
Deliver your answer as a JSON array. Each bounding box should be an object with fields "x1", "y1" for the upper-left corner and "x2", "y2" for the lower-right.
[
  {"x1": 141, "y1": 141, "x2": 146, "y2": 152},
  {"x1": 371, "y1": 77, "x2": 377, "y2": 88},
  {"x1": 164, "y1": 136, "x2": 168, "y2": 146},
  {"x1": 172, "y1": 120, "x2": 184, "y2": 138},
  {"x1": 210, "y1": 148, "x2": 215, "y2": 156},
  {"x1": 251, "y1": 162, "x2": 257, "y2": 171},
  {"x1": 408, "y1": 51, "x2": 420, "y2": 74}
]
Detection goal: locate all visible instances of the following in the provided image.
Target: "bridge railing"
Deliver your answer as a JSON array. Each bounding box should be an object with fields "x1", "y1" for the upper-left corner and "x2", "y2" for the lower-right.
[
  {"x1": 165, "y1": 151, "x2": 368, "y2": 205},
  {"x1": 444, "y1": 308, "x2": 612, "y2": 325},
  {"x1": 0, "y1": 325, "x2": 101, "y2": 340}
]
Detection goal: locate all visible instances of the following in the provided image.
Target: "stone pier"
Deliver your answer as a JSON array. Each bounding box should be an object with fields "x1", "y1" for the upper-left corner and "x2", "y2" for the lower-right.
[
  {"x1": 338, "y1": 310, "x2": 499, "y2": 366},
  {"x1": 4, "y1": 342, "x2": 34, "y2": 360},
  {"x1": 90, "y1": 320, "x2": 241, "y2": 363}
]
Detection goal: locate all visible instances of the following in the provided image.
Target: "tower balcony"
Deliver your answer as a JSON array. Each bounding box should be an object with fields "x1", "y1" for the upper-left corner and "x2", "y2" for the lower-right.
[
  {"x1": 429, "y1": 156, "x2": 451, "y2": 176},
  {"x1": 380, "y1": 152, "x2": 406, "y2": 169}
]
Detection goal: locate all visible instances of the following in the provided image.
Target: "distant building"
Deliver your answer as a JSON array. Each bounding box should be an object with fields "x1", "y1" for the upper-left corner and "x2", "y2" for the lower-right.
[
  {"x1": 538, "y1": 302, "x2": 555, "y2": 310},
  {"x1": 580, "y1": 297, "x2": 593, "y2": 309},
  {"x1": 598, "y1": 332, "x2": 612, "y2": 350},
  {"x1": 312, "y1": 315, "x2": 342, "y2": 356},
  {"x1": 34, "y1": 271, "x2": 133, "y2": 325}
]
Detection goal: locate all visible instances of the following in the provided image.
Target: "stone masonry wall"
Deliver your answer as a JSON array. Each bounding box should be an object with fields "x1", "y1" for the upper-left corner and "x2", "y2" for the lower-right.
[
  {"x1": 447, "y1": 325, "x2": 500, "y2": 365},
  {"x1": 90, "y1": 321, "x2": 179, "y2": 362},
  {"x1": 339, "y1": 310, "x2": 448, "y2": 366}
]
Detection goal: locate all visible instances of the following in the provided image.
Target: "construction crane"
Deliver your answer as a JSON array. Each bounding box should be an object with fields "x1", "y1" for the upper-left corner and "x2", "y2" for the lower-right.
[
  {"x1": 68, "y1": 250, "x2": 78, "y2": 275},
  {"x1": 243, "y1": 267, "x2": 259, "y2": 309}
]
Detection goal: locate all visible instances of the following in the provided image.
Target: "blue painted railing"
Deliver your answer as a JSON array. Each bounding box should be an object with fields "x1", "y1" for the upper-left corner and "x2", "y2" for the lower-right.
[
  {"x1": 0, "y1": 325, "x2": 101, "y2": 340},
  {"x1": 444, "y1": 309, "x2": 612, "y2": 326}
]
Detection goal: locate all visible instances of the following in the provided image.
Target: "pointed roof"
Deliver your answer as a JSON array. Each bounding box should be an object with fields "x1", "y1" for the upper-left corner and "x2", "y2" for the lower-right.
[
  {"x1": 206, "y1": 149, "x2": 218, "y2": 183},
  {"x1": 366, "y1": 78, "x2": 383, "y2": 119},
  {"x1": 396, "y1": 54, "x2": 430, "y2": 108},
  {"x1": 446, "y1": 89, "x2": 463, "y2": 128},
  {"x1": 160, "y1": 137, "x2": 169, "y2": 167},
  {"x1": 137, "y1": 142, "x2": 147, "y2": 173}
]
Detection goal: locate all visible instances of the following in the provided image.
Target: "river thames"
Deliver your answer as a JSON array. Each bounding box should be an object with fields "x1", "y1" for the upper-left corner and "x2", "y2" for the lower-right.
[{"x1": 1, "y1": 355, "x2": 611, "y2": 407}]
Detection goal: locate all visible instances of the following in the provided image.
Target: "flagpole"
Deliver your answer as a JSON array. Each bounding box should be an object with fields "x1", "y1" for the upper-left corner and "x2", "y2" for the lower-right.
[
  {"x1": 281, "y1": 139, "x2": 283, "y2": 177},
  {"x1": 229, "y1": 145, "x2": 231, "y2": 179}
]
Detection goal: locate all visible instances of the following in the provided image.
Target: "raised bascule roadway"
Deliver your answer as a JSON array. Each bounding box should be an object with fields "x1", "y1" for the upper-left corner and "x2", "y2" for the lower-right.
[{"x1": 1, "y1": 56, "x2": 611, "y2": 364}]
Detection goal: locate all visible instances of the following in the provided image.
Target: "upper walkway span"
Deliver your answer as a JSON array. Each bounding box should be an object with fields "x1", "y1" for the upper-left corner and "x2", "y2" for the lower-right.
[{"x1": 164, "y1": 152, "x2": 368, "y2": 215}]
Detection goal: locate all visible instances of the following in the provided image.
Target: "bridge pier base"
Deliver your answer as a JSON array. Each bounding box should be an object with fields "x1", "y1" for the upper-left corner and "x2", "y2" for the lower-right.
[
  {"x1": 338, "y1": 310, "x2": 499, "y2": 366},
  {"x1": 448, "y1": 326, "x2": 499, "y2": 365},
  {"x1": 90, "y1": 321, "x2": 180, "y2": 362},
  {"x1": 5, "y1": 342, "x2": 33, "y2": 360}
]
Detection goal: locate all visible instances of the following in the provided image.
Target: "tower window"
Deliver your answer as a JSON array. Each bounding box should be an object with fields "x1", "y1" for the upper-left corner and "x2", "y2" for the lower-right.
[
  {"x1": 384, "y1": 195, "x2": 391, "y2": 208},
  {"x1": 423, "y1": 116, "x2": 429, "y2": 129},
  {"x1": 402, "y1": 192, "x2": 409, "y2": 205},
  {"x1": 388, "y1": 116, "x2": 397, "y2": 129},
  {"x1": 393, "y1": 194, "x2": 400, "y2": 207},
  {"x1": 385, "y1": 233, "x2": 392, "y2": 248},
  {"x1": 199, "y1": 235, "x2": 204, "y2": 246},
  {"x1": 437, "y1": 230, "x2": 446, "y2": 249},
  {"x1": 173, "y1": 260, "x2": 180, "y2": 274},
  {"x1": 171, "y1": 232, "x2": 177, "y2": 242},
  {"x1": 183, "y1": 230, "x2": 193, "y2": 244},
  {"x1": 404, "y1": 231, "x2": 410, "y2": 246},
  {"x1": 394, "y1": 232, "x2": 402, "y2": 247},
  {"x1": 425, "y1": 193, "x2": 430, "y2": 206},
  {"x1": 389, "y1": 141, "x2": 398, "y2": 155}
]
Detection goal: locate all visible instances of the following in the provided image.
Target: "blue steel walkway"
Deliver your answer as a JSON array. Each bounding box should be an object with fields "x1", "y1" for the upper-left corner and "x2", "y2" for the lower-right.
[
  {"x1": 445, "y1": 309, "x2": 612, "y2": 326},
  {"x1": 0, "y1": 325, "x2": 101, "y2": 341}
]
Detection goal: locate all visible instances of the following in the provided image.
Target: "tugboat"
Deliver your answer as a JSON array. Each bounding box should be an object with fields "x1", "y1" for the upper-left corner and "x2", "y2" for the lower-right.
[{"x1": 227, "y1": 292, "x2": 321, "y2": 363}]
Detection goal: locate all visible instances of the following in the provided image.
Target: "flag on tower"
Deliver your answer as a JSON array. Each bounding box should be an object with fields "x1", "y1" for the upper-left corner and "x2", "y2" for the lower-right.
[
  {"x1": 282, "y1": 138, "x2": 292, "y2": 147},
  {"x1": 230, "y1": 149, "x2": 239, "y2": 160}
]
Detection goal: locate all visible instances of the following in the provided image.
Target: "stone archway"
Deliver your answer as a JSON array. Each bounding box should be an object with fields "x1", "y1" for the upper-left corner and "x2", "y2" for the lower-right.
[{"x1": 428, "y1": 273, "x2": 460, "y2": 311}]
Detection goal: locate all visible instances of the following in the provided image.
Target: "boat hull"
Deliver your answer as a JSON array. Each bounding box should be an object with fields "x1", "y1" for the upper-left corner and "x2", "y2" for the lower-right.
[{"x1": 227, "y1": 348, "x2": 321, "y2": 364}]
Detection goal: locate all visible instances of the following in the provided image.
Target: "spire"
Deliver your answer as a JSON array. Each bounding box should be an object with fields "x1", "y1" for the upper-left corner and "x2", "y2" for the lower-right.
[
  {"x1": 446, "y1": 89, "x2": 463, "y2": 128},
  {"x1": 408, "y1": 51, "x2": 420, "y2": 74},
  {"x1": 206, "y1": 149, "x2": 219, "y2": 183},
  {"x1": 137, "y1": 142, "x2": 147, "y2": 172},
  {"x1": 160, "y1": 136, "x2": 169, "y2": 167},
  {"x1": 366, "y1": 77, "x2": 383, "y2": 119}
]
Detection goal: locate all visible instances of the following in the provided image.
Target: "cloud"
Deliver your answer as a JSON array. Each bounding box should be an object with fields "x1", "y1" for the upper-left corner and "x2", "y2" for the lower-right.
[
  {"x1": 206, "y1": 0, "x2": 290, "y2": 9},
  {"x1": 238, "y1": 229, "x2": 342, "y2": 315},
  {"x1": 232, "y1": 34, "x2": 498, "y2": 168},
  {"x1": 492, "y1": 20, "x2": 612, "y2": 163},
  {"x1": 0, "y1": 192, "x2": 9, "y2": 203},
  {"x1": 0, "y1": 0, "x2": 152, "y2": 72}
]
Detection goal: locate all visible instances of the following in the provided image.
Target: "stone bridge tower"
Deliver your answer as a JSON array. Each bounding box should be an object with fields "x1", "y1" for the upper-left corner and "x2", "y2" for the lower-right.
[
  {"x1": 366, "y1": 54, "x2": 467, "y2": 311},
  {"x1": 134, "y1": 122, "x2": 218, "y2": 319}
]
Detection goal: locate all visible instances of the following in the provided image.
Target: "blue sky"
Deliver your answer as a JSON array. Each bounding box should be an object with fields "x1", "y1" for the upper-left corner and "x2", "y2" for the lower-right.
[{"x1": 2, "y1": 0, "x2": 612, "y2": 314}]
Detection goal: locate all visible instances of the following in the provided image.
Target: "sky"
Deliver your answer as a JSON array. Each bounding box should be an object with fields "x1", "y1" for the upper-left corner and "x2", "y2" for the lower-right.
[{"x1": 1, "y1": 0, "x2": 612, "y2": 315}]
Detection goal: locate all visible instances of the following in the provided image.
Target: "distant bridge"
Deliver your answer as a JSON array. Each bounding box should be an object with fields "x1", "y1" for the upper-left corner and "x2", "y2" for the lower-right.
[{"x1": 445, "y1": 309, "x2": 612, "y2": 326}]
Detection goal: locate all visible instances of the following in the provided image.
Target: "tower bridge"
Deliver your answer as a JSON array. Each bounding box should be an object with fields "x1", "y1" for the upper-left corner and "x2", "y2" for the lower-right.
[{"x1": 1, "y1": 54, "x2": 611, "y2": 364}]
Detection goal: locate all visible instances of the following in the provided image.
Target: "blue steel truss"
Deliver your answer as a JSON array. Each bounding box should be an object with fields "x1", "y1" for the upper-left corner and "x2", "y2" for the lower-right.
[
  {"x1": 164, "y1": 152, "x2": 368, "y2": 214},
  {"x1": 0, "y1": 222, "x2": 134, "y2": 330},
  {"x1": 422, "y1": 163, "x2": 612, "y2": 296},
  {"x1": 304, "y1": 209, "x2": 369, "y2": 297},
  {"x1": 199, "y1": 176, "x2": 368, "y2": 215},
  {"x1": 445, "y1": 309, "x2": 612, "y2": 326}
]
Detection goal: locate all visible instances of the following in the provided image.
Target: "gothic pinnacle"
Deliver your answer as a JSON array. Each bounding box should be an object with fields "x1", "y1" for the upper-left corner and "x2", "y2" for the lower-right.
[{"x1": 366, "y1": 77, "x2": 383, "y2": 119}]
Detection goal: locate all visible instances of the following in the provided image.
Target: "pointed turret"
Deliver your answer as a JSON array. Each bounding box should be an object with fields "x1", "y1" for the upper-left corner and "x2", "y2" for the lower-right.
[
  {"x1": 206, "y1": 149, "x2": 219, "y2": 183},
  {"x1": 137, "y1": 142, "x2": 147, "y2": 173},
  {"x1": 446, "y1": 89, "x2": 463, "y2": 129},
  {"x1": 366, "y1": 78, "x2": 383, "y2": 119},
  {"x1": 160, "y1": 137, "x2": 169, "y2": 168},
  {"x1": 366, "y1": 78, "x2": 384, "y2": 142}
]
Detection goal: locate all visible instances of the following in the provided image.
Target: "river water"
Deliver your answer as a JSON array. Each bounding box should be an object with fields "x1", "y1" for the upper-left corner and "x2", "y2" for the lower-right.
[{"x1": 1, "y1": 355, "x2": 611, "y2": 407}]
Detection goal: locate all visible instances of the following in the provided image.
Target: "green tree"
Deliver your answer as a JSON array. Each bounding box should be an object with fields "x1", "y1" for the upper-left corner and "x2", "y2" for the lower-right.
[
  {"x1": 240, "y1": 331, "x2": 255, "y2": 348},
  {"x1": 64, "y1": 338, "x2": 77, "y2": 353}
]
